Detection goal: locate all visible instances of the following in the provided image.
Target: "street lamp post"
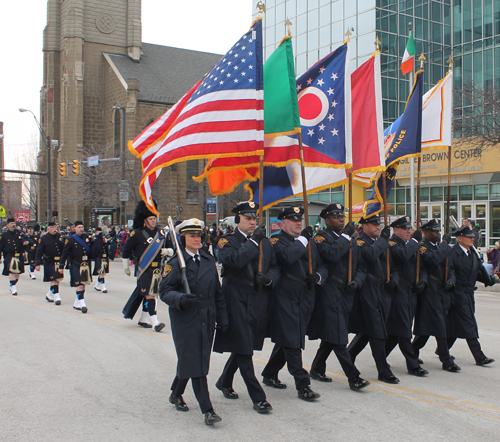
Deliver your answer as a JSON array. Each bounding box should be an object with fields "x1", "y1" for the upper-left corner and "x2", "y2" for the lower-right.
[
  {"x1": 19, "y1": 108, "x2": 52, "y2": 222},
  {"x1": 113, "y1": 106, "x2": 126, "y2": 226}
]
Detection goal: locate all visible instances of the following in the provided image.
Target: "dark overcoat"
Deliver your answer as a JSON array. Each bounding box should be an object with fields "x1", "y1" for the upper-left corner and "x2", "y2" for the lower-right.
[
  {"x1": 268, "y1": 231, "x2": 327, "y2": 349},
  {"x1": 412, "y1": 238, "x2": 454, "y2": 337},
  {"x1": 349, "y1": 232, "x2": 399, "y2": 339},
  {"x1": 59, "y1": 233, "x2": 92, "y2": 286},
  {"x1": 213, "y1": 227, "x2": 280, "y2": 355},
  {"x1": 160, "y1": 249, "x2": 227, "y2": 379},
  {"x1": 308, "y1": 229, "x2": 365, "y2": 345},
  {"x1": 386, "y1": 235, "x2": 426, "y2": 338},
  {"x1": 35, "y1": 232, "x2": 63, "y2": 282},
  {"x1": 91, "y1": 234, "x2": 108, "y2": 275},
  {"x1": 0, "y1": 230, "x2": 26, "y2": 275},
  {"x1": 447, "y1": 244, "x2": 490, "y2": 339}
]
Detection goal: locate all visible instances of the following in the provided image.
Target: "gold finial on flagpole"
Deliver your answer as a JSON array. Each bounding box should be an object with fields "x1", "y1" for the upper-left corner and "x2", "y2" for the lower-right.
[
  {"x1": 256, "y1": 1, "x2": 266, "y2": 17},
  {"x1": 375, "y1": 35, "x2": 381, "y2": 51},
  {"x1": 419, "y1": 52, "x2": 426, "y2": 70},
  {"x1": 285, "y1": 18, "x2": 292, "y2": 37},
  {"x1": 345, "y1": 28, "x2": 352, "y2": 42},
  {"x1": 447, "y1": 55, "x2": 454, "y2": 71}
]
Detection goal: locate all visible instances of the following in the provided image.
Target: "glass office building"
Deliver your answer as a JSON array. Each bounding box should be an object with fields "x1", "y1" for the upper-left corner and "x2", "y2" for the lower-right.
[{"x1": 253, "y1": 0, "x2": 500, "y2": 247}]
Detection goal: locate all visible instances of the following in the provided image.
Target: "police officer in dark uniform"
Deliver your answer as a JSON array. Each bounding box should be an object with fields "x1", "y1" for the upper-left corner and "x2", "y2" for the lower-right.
[
  {"x1": 213, "y1": 202, "x2": 280, "y2": 414},
  {"x1": 384, "y1": 216, "x2": 428, "y2": 377},
  {"x1": 0, "y1": 218, "x2": 29, "y2": 295},
  {"x1": 260, "y1": 206, "x2": 327, "y2": 401},
  {"x1": 411, "y1": 219, "x2": 458, "y2": 371},
  {"x1": 447, "y1": 225, "x2": 495, "y2": 366},
  {"x1": 35, "y1": 221, "x2": 64, "y2": 305},
  {"x1": 58, "y1": 221, "x2": 92, "y2": 313},
  {"x1": 348, "y1": 215, "x2": 400, "y2": 384},
  {"x1": 160, "y1": 218, "x2": 228, "y2": 426},
  {"x1": 122, "y1": 201, "x2": 171, "y2": 331},
  {"x1": 308, "y1": 204, "x2": 370, "y2": 391},
  {"x1": 28, "y1": 224, "x2": 41, "y2": 279},
  {"x1": 92, "y1": 227, "x2": 109, "y2": 293}
]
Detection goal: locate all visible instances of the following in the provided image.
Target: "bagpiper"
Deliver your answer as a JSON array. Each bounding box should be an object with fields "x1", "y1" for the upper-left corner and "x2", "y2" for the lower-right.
[
  {"x1": 0, "y1": 218, "x2": 29, "y2": 295},
  {"x1": 92, "y1": 227, "x2": 109, "y2": 293},
  {"x1": 27, "y1": 224, "x2": 41, "y2": 279}
]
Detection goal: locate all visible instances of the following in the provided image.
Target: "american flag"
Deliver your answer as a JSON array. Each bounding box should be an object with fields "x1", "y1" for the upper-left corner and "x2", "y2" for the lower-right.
[{"x1": 137, "y1": 19, "x2": 264, "y2": 211}]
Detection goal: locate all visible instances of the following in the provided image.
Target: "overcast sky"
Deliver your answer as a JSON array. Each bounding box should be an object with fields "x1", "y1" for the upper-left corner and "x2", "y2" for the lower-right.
[{"x1": 0, "y1": 0, "x2": 252, "y2": 172}]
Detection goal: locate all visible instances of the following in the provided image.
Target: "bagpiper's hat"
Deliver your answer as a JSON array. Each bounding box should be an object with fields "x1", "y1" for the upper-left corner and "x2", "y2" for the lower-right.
[
  {"x1": 359, "y1": 214, "x2": 382, "y2": 225},
  {"x1": 278, "y1": 206, "x2": 304, "y2": 221},
  {"x1": 133, "y1": 200, "x2": 158, "y2": 229},
  {"x1": 47, "y1": 222, "x2": 57, "y2": 227},
  {"x1": 453, "y1": 226, "x2": 476, "y2": 238},
  {"x1": 231, "y1": 201, "x2": 259, "y2": 218},
  {"x1": 320, "y1": 203, "x2": 345, "y2": 219},
  {"x1": 74, "y1": 220, "x2": 84, "y2": 227},
  {"x1": 6, "y1": 218, "x2": 15, "y2": 224},
  {"x1": 421, "y1": 219, "x2": 441, "y2": 232},
  {"x1": 176, "y1": 218, "x2": 205, "y2": 235},
  {"x1": 390, "y1": 216, "x2": 412, "y2": 229}
]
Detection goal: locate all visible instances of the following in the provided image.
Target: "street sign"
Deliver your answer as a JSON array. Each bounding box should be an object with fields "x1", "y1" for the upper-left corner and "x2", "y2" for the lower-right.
[
  {"x1": 87, "y1": 155, "x2": 99, "y2": 167},
  {"x1": 207, "y1": 198, "x2": 216, "y2": 216},
  {"x1": 0, "y1": 206, "x2": 5, "y2": 217},
  {"x1": 118, "y1": 181, "x2": 129, "y2": 190},
  {"x1": 119, "y1": 191, "x2": 129, "y2": 202}
]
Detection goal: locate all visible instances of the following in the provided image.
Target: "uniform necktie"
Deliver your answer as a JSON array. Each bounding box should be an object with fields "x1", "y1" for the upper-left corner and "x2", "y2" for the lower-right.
[{"x1": 194, "y1": 255, "x2": 200, "y2": 267}]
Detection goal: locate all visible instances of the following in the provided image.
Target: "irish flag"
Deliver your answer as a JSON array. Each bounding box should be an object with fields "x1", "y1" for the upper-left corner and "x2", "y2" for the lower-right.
[{"x1": 401, "y1": 32, "x2": 415, "y2": 75}]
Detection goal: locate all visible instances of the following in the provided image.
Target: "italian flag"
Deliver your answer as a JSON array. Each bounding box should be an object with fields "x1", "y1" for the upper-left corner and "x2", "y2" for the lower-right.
[{"x1": 401, "y1": 32, "x2": 415, "y2": 75}]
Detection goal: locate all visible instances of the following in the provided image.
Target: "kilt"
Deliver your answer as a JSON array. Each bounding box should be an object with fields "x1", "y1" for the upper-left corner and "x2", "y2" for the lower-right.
[{"x1": 2, "y1": 255, "x2": 25, "y2": 276}]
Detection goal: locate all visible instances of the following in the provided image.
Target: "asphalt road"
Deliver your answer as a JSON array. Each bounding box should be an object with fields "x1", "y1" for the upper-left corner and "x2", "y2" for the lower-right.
[{"x1": 1, "y1": 261, "x2": 499, "y2": 441}]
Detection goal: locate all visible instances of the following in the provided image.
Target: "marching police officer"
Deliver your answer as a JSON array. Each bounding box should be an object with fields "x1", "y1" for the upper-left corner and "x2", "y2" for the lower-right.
[
  {"x1": 35, "y1": 221, "x2": 64, "y2": 304},
  {"x1": 411, "y1": 219, "x2": 458, "y2": 371},
  {"x1": 58, "y1": 221, "x2": 92, "y2": 313},
  {"x1": 92, "y1": 227, "x2": 109, "y2": 293},
  {"x1": 446, "y1": 226, "x2": 495, "y2": 366},
  {"x1": 348, "y1": 215, "x2": 400, "y2": 384},
  {"x1": 122, "y1": 201, "x2": 170, "y2": 331},
  {"x1": 384, "y1": 216, "x2": 428, "y2": 377},
  {"x1": 0, "y1": 218, "x2": 29, "y2": 295},
  {"x1": 160, "y1": 218, "x2": 228, "y2": 426},
  {"x1": 308, "y1": 204, "x2": 370, "y2": 391},
  {"x1": 28, "y1": 224, "x2": 41, "y2": 279},
  {"x1": 260, "y1": 206, "x2": 327, "y2": 401},
  {"x1": 213, "y1": 202, "x2": 280, "y2": 414}
]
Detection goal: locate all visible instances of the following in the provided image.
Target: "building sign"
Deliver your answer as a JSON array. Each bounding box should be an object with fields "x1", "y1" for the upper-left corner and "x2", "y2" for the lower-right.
[
  {"x1": 270, "y1": 218, "x2": 282, "y2": 235},
  {"x1": 14, "y1": 210, "x2": 31, "y2": 223},
  {"x1": 397, "y1": 144, "x2": 500, "y2": 179}
]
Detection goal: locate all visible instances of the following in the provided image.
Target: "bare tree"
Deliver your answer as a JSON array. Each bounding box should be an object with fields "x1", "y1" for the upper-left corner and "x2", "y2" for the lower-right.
[{"x1": 12, "y1": 134, "x2": 39, "y2": 219}]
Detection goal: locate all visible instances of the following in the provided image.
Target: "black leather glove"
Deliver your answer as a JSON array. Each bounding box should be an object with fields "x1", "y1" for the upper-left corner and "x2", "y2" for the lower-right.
[
  {"x1": 384, "y1": 279, "x2": 398, "y2": 291},
  {"x1": 180, "y1": 294, "x2": 198, "y2": 310},
  {"x1": 346, "y1": 280, "x2": 359, "y2": 293},
  {"x1": 255, "y1": 272, "x2": 272, "y2": 286},
  {"x1": 251, "y1": 225, "x2": 267, "y2": 242},
  {"x1": 380, "y1": 226, "x2": 391, "y2": 240},
  {"x1": 305, "y1": 272, "x2": 320, "y2": 285},
  {"x1": 442, "y1": 234, "x2": 452, "y2": 244},
  {"x1": 301, "y1": 226, "x2": 313, "y2": 241},
  {"x1": 412, "y1": 229, "x2": 422, "y2": 242},
  {"x1": 414, "y1": 280, "x2": 427, "y2": 294},
  {"x1": 487, "y1": 275, "x2": 496, "y2": 287},
  {"x1": 443, "y1": 280, "x2": 454, "y2": 291},
  {"x1": 217, "y1": 323, "x2": 229, "y2": 333},
  {"x1": 342, "y1": 221, "x2": 357, "y2": 237}
]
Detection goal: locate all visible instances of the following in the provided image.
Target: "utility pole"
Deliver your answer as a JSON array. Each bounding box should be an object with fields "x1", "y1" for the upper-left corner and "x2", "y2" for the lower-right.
[
  {"x1": 0, "y1": 122, "x2": 4, "y2": 207},
  {"x1": 113, "y1": 106, "x2": 127, "y2": 226}
]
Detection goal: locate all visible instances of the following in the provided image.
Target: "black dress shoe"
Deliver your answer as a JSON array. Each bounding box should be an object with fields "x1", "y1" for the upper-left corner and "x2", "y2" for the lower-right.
[
  {"x1": 154, "y1": 323, "x2": 165, "y2": 332},
  {"x1": 442, "y1": 363, "x2": 461, "y2": 372},
  {"x1": 216, "y1": 380, "x2": 239, "y2": 399},
  {"x1": 348, "y1": 376, "x2": 370, "y2": 391},
  {"x1": 378, "y1": 374, "x2": 400, "y2": 384},
  {"x1": 262, "y1": 377, "x2": 287, "y2": 389},
  {"x1": 436, "y1": 349, "x2": 454, "y2": 358},
  {"x1": 309, "y1": 369, "x2": 332, "y2": 383},
  {"x1": 169, "y1": 392, "x2": 189, "y2": 411},
  {"x1": 253, "y1": 400, "x2": 273, "y2": 414},
  {"x1": 297, "y1": 386, "x2": 321, "y2": 401},
  {"x1": 408, "y1": 367, "x2": 429, "y2": 377},
  {"x1": 204, "y1": 410, "x2": 222, "y2": 425},
  {"x1": 476, "y1": 357, "x2": 495, "y2": 366},
  {"x1": 138, "y1": 321, "x2": 152, "y2": 328}
]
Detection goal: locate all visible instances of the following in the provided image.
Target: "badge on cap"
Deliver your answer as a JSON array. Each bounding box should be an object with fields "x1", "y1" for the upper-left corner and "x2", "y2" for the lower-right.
[
  {"x1": 336, "y1": 204, "x2": 341, "y2": 210},
  {"x1": 249, "y1": 202, "x2": 255, "y2": 208},
  {"x1": 193, "y1": 219, "x2": 200, "y2": 225},
  {"x1": 406, "y1": 216, "x2": 410, "y2": 222},
  {"x1": 293, "y1": 207, "x2": 300, "y2": 213}
]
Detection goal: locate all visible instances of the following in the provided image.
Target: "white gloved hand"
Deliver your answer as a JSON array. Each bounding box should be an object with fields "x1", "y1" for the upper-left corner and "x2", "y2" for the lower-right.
[
  {"x1": 161, "y1": 248, "x2": 174, "y2": 257},
  {"x1": 122, "y1": 258, "x2": 131, "y2": 276}
]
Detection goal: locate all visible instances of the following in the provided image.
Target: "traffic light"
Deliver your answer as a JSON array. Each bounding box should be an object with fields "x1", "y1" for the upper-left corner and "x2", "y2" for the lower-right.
[
  {"x1": 59, "y1": 162, "x2": 67, "y2": 177},
  {"x1": 72, "y1": 159, "x2": 80, "y2": 175},
  {"x1": 52, "y1": 211, "x2": 58, "y2": 217}
]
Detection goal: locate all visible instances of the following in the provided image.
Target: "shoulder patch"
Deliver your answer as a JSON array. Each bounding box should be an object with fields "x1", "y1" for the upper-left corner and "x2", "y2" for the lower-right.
[
  {"x1": 389, "y1": 240, "x2": 397, "y2": 246},
  {"x1": 270, "y1": 237, "x2": 279, "y2": 245},
  {"x1": 419, "y1": 246, "x2": 427, "y2": 254},
  {"x1": 356, "y1": 239, "x2": 365, "y2": 246},
  {"x1": 162, "y1": 264, "x2": 172, "y2": 278},
  {"x1": 130, "y1": 230, "x2": 135, "y2": 237},
  {"x1": 314, "y1": 235, "x2": 325, "y2": 244},
  {"x1": 218, "y1": 238, "x2": 229, "y2": 249}
]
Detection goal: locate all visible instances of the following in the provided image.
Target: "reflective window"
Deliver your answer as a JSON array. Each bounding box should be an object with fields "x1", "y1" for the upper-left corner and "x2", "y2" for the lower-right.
[
  {"x1": 308, "y1": 29, "x2": 319, "y2": 51},
  {"x1": 420, "y1": 187, "x2": 430, "y2": 202},
  {"x1": 358, "y1": 9, "x2": 376, "y2": 32},
  {"x1": 319, "y1": 5, "x2": 331, "y2": 27},
  {"x1": 345, "y1": 0, "x2": 357, "y2": 17},
  {"x1": 308, "y1": 49, "x2": 319, "y2": 65},
  {"x1": 297, "y1": 33, "x2": 307, "y2": 54},
  {"x1": 266, "y1": 26, "x2": 275, "y2": 47},
  {"x1": 460, "y1": 185, "x2": 473, "y2": 200},
  {"x1": 308, "y1": 8, "x2": 319, "y2": 30},
  {"x1": 431, "y1": 186, "x2": 444, "y2": 202},
  {"x1": 358, "y1": 32, "x2": 376, "y2": 56},
  {"x1": 359, "y1": 0, "x2": 376, "y2": 12},
  {"x1": 297, "y1": 13, "x2": 307, "y2": 35},
  {"x1": 475, "y1": 184, "x2": 489, "y2": 200},
  {"x1": 332, "y1": 21, "x2": 344, "y2": 43},
  {"x1": 490, "y1": 184, "x2": 500, "y2": 199},
  {"x1": 309, "y1": 0, "x2": 319, "y2": 9},
  {"x1": 286, "y1": 0, "x2": 297, "y2": 17},
  {"x1": 332, "y1": 1, "x2": 344, "y2": 21},
  {"x1": 297, "y1": 0, "x2": 308, "y2": 15},
  {"x1": 275, "y1": 2, "x2": 286, "y2": 23},
  {"x1": 297, "y1": 53, "x2": 308, "y2": 74},
  {"x1": 266, "y1": 7, "x2": 276, "y2": 25},
  {"x1": 320, "y1": 25, "x2": 331, "y2": 47}
]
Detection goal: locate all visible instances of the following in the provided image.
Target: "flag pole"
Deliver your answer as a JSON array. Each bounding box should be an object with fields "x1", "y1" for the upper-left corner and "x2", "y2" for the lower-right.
[
  {"x1": 383, "y1": 169, "x2": 390, "y2": 281},
  {"x1": 408, "y1": 24, "x2": 416, "y2": 226},
  {"x1": 298, "y1": 133, "x2": 314, "y2": 275},
  {"x1": 348, "y1": 168, "x2": 353, "y2": 282},
  {"x1": 445, "y1": 56, "x2": 454, "y2": 280}
]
